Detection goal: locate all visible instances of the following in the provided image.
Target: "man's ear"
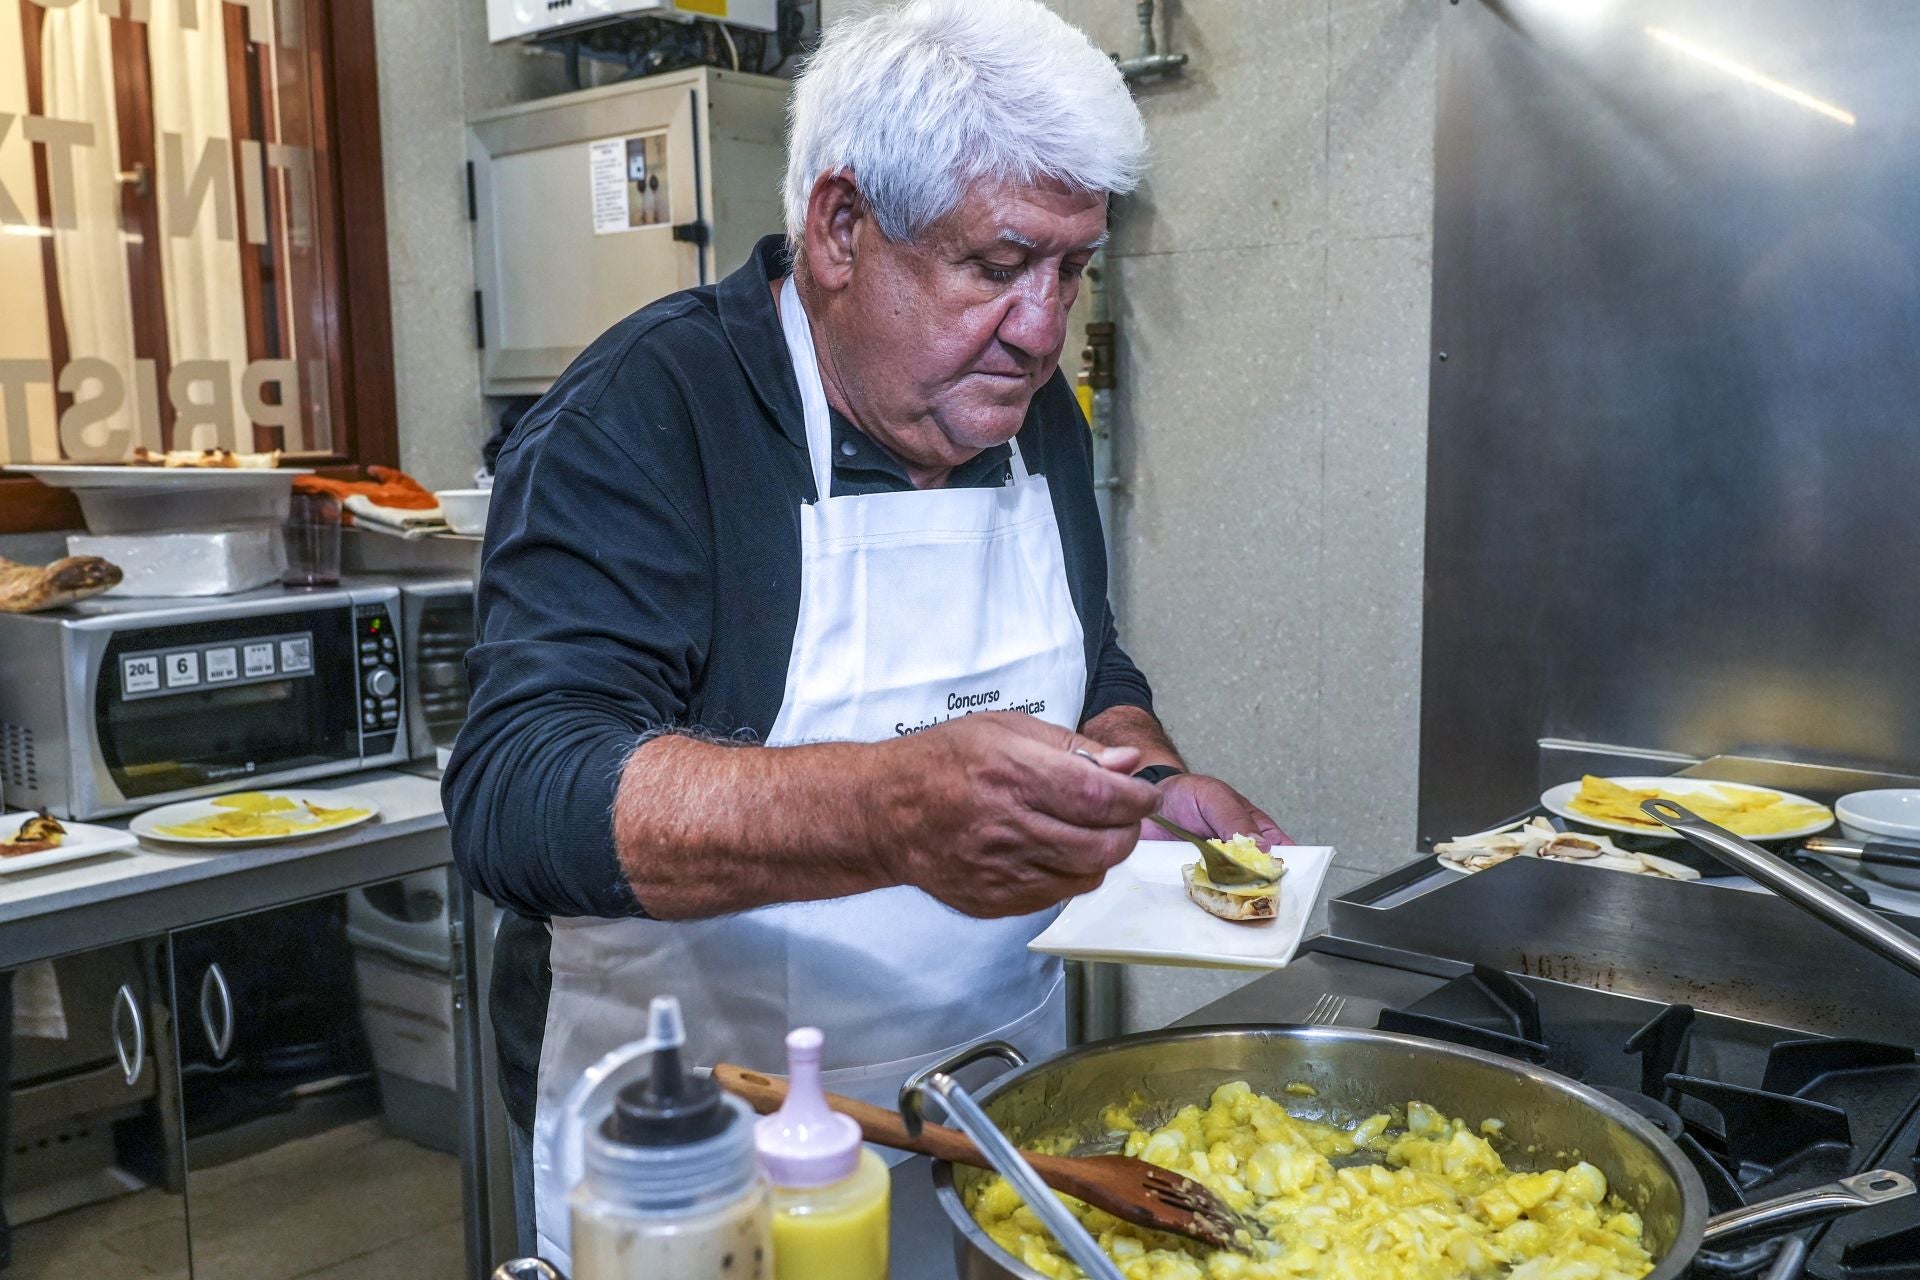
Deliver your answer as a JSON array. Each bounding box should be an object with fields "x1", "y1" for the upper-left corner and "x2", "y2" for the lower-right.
[{"x1": 801, "y1": 170, "x2": 864, "y2": 293}]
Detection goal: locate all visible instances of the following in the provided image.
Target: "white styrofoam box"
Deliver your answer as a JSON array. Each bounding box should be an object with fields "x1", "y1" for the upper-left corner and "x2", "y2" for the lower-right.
[
  {"x1": 73, "y1": 482, "x2": 292, "y2": 535},
  {"x1": 69, "y1": 529, "x2": 286, "y2": 597},
  {"x1": 352, "y1": 953, "x2": 457, "y2": 1092}
]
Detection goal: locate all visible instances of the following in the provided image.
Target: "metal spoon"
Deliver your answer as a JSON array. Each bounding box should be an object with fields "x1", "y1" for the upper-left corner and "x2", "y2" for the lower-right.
[
  {"x1": 1146, "y1": 813, "x2": 1272, "y2": 887},
  {"x1": 1068, "y1": 746, "x2": 1270, "y2": 886}
]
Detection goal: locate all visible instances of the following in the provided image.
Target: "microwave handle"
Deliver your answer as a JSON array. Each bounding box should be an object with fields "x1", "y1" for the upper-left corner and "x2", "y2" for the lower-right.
[
  {"x1": 199, "y1": 962, "x2": 235, "y2": 1061},
  {"x1": 111, "y1": 983, "x2": 145, "y2": 1087}
]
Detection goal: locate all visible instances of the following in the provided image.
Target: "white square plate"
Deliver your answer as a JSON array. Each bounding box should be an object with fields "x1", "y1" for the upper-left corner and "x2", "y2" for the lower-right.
[
  {"x1": 0, "y1": 812, "x2": 139, "y2": 874},
  {"x1": 1029, "y1": 841, "x2": 1336, "y2": 970}
]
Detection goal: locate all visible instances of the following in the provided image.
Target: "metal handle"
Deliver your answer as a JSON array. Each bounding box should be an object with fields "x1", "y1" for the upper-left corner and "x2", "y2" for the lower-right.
[
  {"x1": 900, "y1": 1070, "x2": 1123, "y2": 1280},
  {"x1": 1762, "y1": 1236, "x2": 1810, "y2": 1280},
  {"x1": 899, "y1": 1038, "x2": 1026, "y2": 1105},
  {"x1": 199, "y1": 963, "x2": 234, "y2": 1061},
  {"x1": 1700, "y1": 1170, "x2": 1915, "y2": 1249},
  {"x1": 110, "y1": 982, "x2": 144, "y2": 1087},
  {"x1": 491, "y1": 1262, "x2": 563, "y2": 1280},
  {"x1": 116, "y1": 162, "x2": 149, "y2": 196},
  {"x1": 1804, "y1": 837, "x2": 1920, "y2": 870},
  {"x1": 1644, "y1": 800, "x2": 1920, "y2": 983}
]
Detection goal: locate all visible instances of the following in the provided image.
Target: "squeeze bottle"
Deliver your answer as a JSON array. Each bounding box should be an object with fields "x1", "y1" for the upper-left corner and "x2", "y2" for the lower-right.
[
  {"x1": 754, "y1": 1028, "x2": 890, "y2": 1280},
  {"x1": 564, "y1": 997, "x2": 771, "y2": 1280}
]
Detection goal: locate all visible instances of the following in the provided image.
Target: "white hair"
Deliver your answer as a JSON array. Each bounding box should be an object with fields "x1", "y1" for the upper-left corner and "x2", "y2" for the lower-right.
[{"x1": 782, "y1": 0, "x2": 1147, "y2": 252}]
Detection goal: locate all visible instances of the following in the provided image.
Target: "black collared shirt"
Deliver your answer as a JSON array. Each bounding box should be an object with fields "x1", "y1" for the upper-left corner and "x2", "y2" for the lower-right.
[{"x1": 443, "y1": 236, "x2": 1152, "y2": 1129}]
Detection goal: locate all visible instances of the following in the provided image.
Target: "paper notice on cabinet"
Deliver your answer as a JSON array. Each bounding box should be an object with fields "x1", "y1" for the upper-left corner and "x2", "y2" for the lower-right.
[
  {"x1": 590, "y1": 139, "x2": 629, "y2": 235},
  {"x1": 590, "y1": 133, "x2": 672, "y2": 235}
]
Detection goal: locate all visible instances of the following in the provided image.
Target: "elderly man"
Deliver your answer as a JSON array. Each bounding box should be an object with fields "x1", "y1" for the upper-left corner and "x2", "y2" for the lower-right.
[{"x1": 445, "y1": 0, "x2": 1286, "y2": 1255}]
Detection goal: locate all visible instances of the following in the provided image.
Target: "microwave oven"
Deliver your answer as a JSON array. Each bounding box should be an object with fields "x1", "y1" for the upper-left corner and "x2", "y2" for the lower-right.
[
  {"x1": 0, "y1": 585, "x2": 407, "y2": 820},
  {"x1": 396, "y1": 577, "x2": 475, "y2": 763}
]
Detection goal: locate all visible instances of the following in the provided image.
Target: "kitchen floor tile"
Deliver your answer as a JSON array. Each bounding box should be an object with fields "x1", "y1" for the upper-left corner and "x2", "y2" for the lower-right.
[{"x1": 3, "y1": 1118, "x2": 462, "y2": 1280}]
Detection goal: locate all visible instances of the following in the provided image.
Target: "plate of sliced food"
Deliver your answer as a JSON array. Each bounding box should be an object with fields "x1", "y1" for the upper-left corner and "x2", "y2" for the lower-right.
[
  {"x1": 1029, "y1": 835, "x2": 1335, "y2": 970},
  {"x1": 0, "y1": 811, "x2": 139, "y2": 873},
  {"x1": 1437, "y1": 816, "x2": 1703, "y2": 880},
  {"x1": 1542, "y1": 775, "x2": 1833, "y2": 842},
  {"x1": 130, "y1": 790, "x2": 378, "y2": 845}
]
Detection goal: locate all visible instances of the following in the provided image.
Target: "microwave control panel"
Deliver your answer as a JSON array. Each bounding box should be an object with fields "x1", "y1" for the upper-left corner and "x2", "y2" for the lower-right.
[
  {"x1": 354, "y1": 603, "x2": 402, "y2": 755},
  {"x1": 118, "y1": 631, "x2": 315, "y2": 702}
]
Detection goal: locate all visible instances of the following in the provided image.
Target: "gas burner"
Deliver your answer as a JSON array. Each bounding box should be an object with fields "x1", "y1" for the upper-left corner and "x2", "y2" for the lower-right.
[
  {"x1": 1368, "y1": 966, "x2": 1920, "y2": 1277},
  {"x1": 1593, "y1": 1084, "x2": 1685, "y2": 1139}
]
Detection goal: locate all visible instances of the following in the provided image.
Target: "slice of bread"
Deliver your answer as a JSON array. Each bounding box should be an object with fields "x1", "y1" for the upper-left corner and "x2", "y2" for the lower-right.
[{"x1": 1182, "y1": 862, "x2": 1278, "y2": 922}]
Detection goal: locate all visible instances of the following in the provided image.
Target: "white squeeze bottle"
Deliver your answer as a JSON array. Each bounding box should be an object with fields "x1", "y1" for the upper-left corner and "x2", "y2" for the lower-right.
[{"x1": 566, "y1": 998, "x2": 772, "y2": 1280}]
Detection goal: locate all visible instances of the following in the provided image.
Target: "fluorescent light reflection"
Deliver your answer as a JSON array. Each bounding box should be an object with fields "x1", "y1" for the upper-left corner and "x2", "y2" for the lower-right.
[
  {"x1": 1528, "y1": 0, "x2": 1621, "y2": 23},
  {"x1": 1646, "y1": 26, "x2": 1857, "y2": 127},
  {"x1": 1, "y1": 224, "x2": 53, "y2": 238}
]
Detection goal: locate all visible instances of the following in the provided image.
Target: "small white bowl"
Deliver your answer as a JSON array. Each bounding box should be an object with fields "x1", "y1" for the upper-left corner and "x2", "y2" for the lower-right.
[
  {"x1": 1836, "y1": 789, "x2": 1920, "y2": 843},
  {"x1": 1832, "y1": 790, "x2": 1920, "y2": 891},
  {"x1": 435, "y1": 489, "x2": 492, "y2": 536}
]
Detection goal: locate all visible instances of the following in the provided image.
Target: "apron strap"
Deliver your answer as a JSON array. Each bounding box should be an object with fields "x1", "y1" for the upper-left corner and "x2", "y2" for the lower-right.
[
  {"x1": 780, "y1": 275, "x2": 1036, "y2": 495},
  {"x1": 779, "y1": 276, "x2": 837, "y2": 503}
]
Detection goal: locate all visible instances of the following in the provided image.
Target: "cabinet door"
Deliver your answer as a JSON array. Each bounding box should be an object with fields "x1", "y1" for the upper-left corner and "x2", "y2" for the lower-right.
[
  {"x1": 172, "y1": 872, "x2": 471, "y2": 1280},
  {"x1": 2, "y1": 938, "x2": 189, "y2": 1277}
]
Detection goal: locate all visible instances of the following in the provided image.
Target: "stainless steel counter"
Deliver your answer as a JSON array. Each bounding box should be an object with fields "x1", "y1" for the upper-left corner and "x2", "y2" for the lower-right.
[{"x1": 0, "y1": 768, "x2": 452, "y2": 968}]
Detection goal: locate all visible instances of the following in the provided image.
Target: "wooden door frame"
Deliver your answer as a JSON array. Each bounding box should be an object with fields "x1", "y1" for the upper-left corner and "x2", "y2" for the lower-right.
[{"x1": 1, "y1": 0, "x2": 398, "y2": 537}]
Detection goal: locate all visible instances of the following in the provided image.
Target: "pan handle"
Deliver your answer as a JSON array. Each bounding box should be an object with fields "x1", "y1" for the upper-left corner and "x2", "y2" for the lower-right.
[
  {"x1": 1699, "y1": 1170, "x2": 1915, "y2": 1249},
  {"x1": 1642, "y1": 799, "x2": 1920, "y2": 983}
]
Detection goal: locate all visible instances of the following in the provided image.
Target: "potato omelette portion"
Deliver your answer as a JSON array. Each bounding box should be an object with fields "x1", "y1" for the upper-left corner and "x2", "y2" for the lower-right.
[{"x1": 966, "y1": 1081, "x2": 1655, "y2": 1280}]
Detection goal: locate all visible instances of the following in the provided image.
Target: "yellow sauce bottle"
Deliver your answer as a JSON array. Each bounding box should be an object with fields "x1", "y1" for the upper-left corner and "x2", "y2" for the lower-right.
[{"x1": 754, "y1": 1028, "x2": 889, "y2": 1280}]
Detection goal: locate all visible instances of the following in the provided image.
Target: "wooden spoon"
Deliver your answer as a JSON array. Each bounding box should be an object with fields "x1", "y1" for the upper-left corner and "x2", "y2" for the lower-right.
[{"x1": 713, "y1": 1061, "x2": 1252, "y2": 1252}]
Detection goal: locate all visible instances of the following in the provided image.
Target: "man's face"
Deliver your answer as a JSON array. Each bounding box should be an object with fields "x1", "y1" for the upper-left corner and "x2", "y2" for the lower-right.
[{"x1": 827, "y1": 177, "x2": 1107, "y2": 464}]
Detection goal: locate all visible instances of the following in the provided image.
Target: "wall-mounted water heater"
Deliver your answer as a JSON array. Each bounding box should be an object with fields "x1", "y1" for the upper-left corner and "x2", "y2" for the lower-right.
[{"x1": 488, "y1": 0, "x2": 778, "y2": 44}]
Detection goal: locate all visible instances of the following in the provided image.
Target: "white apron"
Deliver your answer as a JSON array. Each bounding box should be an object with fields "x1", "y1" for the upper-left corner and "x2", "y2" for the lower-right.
[{"x1": 531, "y1": 277, "x2": 1089, "y2": 1264}]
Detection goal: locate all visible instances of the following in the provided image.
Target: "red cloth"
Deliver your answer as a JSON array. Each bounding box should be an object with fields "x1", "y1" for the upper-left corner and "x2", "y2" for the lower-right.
[{"x1": 293, "y1": 465, "x2": 439, "y2": 511}]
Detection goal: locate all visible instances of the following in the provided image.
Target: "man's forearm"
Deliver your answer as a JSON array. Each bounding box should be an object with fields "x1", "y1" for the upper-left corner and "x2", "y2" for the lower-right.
[
  {"x1": 1081, "y1": 704, "x2": 1183, "y2": 773},
  {"x1": 612, "y1": 734, "x2": 898, "y2": 920}
]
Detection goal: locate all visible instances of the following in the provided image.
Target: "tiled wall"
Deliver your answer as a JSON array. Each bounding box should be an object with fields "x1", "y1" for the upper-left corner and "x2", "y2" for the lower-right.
[
  {"x1": 371, "y1": 6, "x2": 569, "y2": 492},
  {"x1": 1046, "y1": 0, "x2": 1439, "y2": 1029}
]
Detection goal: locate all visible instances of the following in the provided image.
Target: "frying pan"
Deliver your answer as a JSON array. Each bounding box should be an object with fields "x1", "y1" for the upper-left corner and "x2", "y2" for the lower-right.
[{"x1": 924, "y1": 1026, "x2": 1912, "y2": 1280}]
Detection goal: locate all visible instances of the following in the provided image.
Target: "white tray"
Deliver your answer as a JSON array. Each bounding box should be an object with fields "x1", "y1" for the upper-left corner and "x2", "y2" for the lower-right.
[
  {"x1": 0, "y1": 812, "x2": 139, "y2": 874},
  {"x1": 1029, "y1": 840, "x2": 1335, "y2": 970},
  {"x1": 11, "y1": 464, "x2": 311, "y2": 489}
]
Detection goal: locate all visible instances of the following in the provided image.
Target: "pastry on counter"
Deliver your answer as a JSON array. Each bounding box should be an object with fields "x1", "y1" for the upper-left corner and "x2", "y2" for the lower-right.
[
  {"x1": 0, "y1": 554, "x2": 122, "y2": 613},
  {"x1": 129, "y1": 446, "x2": 283, "y2": 468},
  {"x1": 1, "y1": 814, "x2": 65, "y2": 856}
]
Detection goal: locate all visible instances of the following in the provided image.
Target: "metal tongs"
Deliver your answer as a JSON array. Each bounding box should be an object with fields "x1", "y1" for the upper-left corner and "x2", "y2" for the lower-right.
[
  {"x1": 901, "y1": 1044, "x2": 1129, "y2": 1280},
  {"x1": 1642, "y1": 798, "x2": 1920, "y2": 982}
]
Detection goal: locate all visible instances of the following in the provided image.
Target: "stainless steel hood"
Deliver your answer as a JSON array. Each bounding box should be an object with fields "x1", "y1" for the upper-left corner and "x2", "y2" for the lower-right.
[{"x1": 1420, "y1": 1, "x2": 1920, "y2": 841}]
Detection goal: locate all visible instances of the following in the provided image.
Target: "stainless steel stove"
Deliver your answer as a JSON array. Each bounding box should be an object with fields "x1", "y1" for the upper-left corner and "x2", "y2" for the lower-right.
[{"x1": 1176, "y1": 856, "x2": 1920, "y2": 1280}]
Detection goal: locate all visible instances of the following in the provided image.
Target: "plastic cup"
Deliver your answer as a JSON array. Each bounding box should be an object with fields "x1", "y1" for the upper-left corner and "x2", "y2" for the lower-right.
[{"x1": 282, "y1": 492, "x2": 342, "y2": 586}]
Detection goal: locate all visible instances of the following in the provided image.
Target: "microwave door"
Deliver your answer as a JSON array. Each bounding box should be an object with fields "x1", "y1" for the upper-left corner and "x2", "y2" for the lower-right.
[{"x1": 94, "y1": 612, "x2": 360, "y2": 803}]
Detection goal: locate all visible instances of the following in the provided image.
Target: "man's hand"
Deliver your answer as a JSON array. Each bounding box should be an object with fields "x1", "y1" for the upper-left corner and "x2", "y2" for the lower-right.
[
  {"x1": 874, "y1": 712, "x2": 1162, "y2": 919},
  {"x1": 1146, "y1": 772, "x2": 1293, "y2": 850}
]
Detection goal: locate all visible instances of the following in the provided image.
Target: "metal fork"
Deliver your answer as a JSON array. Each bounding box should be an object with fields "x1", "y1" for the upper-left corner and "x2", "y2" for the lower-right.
[{"x1": 1303, "y1": 993, "x2": 1346, "y2": 1027}]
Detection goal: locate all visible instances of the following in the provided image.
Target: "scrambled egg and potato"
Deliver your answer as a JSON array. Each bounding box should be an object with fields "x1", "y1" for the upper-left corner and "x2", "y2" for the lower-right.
[
  {"x1": 968, "y1": 1082, "x2": 1654, "y2": 1280},
  {"x1": 154, "y1": 792, "x2": 371, "y2": 840},
  {"x1": 1571, "y1": 775, "x2": 1828, "y2": 839}
]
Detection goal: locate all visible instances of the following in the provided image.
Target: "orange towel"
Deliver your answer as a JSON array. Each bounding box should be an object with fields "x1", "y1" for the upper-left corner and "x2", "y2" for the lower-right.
[{"x1": 293, "y1": 466, "x2": 441, "y2": 511}]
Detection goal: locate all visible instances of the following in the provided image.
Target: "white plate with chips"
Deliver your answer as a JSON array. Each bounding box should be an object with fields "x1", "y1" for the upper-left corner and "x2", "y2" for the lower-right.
[
  {"x1": 130, "y1": 790, "x2": 380, "y2": 845},
  {"x1": 0, "y1": 812, "x2": 139, "y2": 874},
  {"x1": 1541, "y1": 776, "x2": 1832, "y2": 842},
  {"x1": 1029, "y1": 840, "x2": 1335, "y2": 970}
]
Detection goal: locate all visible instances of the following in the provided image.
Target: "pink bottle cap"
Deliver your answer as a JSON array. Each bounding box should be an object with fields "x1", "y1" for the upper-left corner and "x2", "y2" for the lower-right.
[{"x1": 754, "y1": 1027, "x2": 862, "y2": 1188}]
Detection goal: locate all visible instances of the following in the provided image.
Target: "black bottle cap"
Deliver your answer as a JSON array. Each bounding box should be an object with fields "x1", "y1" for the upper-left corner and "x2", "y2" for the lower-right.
[{"x1": 603, "y1": 1042, "x2": 730, "y2": 1147}]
